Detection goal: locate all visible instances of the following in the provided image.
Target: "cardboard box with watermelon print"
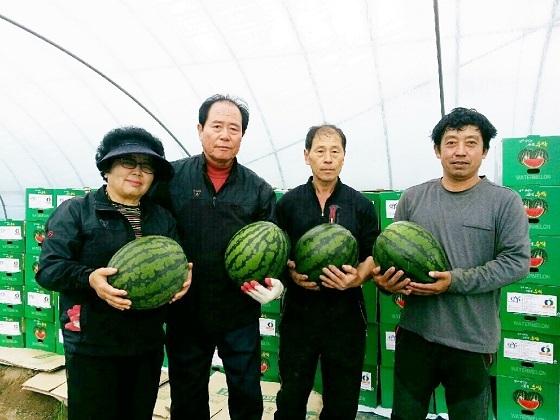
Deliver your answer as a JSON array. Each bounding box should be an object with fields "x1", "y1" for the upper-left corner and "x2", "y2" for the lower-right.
[
  {"x1": 55, "y1": 327, "x2": 64, "y2": 355},
  {"x1": 378, "y1": 291, "x2": 405, "y2": 324},
  {"x1": 358, "y1": 364, "x2": 379, "y2": 409},
  {"x1": 0, "y1": 253, "x2": 24, "y2": 286},
  {"x1": 497, "y1": 329, "x2": 560, "y2": 384},
  {"x1": 25, "y1": 188, "x2": 55, "y2": 222},
  {"x1": 24, "y1": 318, "x2": 56, "y2": 352},
  {"x1": 0, "y1": 283, "x2": 24, "y2": 318},
  {"x1": 502, "y1": 136, "x2": 560, "y2": 187},
  {"x1": 0, "y1": 316, "x2": 25, "y2": 348},
  {"x1": 512, "y1": 186, "x2": 560, "y2": 236},
  {"x1": 260, "y1": 350, "x2": 279, "y2": 382},
  {"x1": 53, "y1": 187, "x2": 89, "y2": 207},
  {"x1": 361, "y1": 190, "x2": 402, "y2": 231},
  {"x1": 364, "y1": 322, "x2": 379, "y2": 366},
  {"x1": 497, "y1": 374, "x2": 559, "y2": 420},
  {"x1": 259, "y1": 311, "x2": 280, "y2": 352},
  {"x1": 24, "y1": 252, "x2": 41, "y2": 287},
  {"x1": 0, "y1": 220, "x2": 25, "y2": 253},
  {"x1": 24, "y1": 285, "x2": 54, "y2": 322},
  {"x1": 500, "y1": 282, "x2": 560, "y2": 335},
  {"x1": 362, "y1": 280, "x2": 378, "y2": 323},
  {"x1": 379, "y1": 322, "x2": 397, "y2": 367},
  {"x1": 521, "y1": 234, "x2": 560, "y2": 287},
  {"x1": 25, "y1": 220, "x2": 47, "y2": 255}
]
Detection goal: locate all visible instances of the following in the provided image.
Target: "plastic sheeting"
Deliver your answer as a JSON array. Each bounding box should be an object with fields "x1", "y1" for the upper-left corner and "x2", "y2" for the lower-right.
[{"x1": 1, "y1": 0, "x2": 559, "y2": 219}]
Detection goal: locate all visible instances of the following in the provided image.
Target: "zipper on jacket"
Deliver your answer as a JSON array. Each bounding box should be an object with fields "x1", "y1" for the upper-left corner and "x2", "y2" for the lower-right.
[{"x1": 213, "y1": 196, "x2": 217, "y2": 207}]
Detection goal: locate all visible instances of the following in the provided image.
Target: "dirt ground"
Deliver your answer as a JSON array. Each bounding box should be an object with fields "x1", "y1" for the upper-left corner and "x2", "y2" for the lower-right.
[{"x1": 0, "y1": 365, "x2": 64, "y2": 420}]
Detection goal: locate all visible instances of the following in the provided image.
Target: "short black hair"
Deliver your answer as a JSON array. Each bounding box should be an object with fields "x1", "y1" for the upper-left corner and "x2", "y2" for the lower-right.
[
  {"x1": 95, "y1": 126, "x2": 166, "y2": 178},
  {"x1": 198, "y1": 94, "x2": 250, "y2": 135},
  {"x1": 431, "y1": 107, "x2": 497, "y2": 151},
  {"x1": 305, "y1": 124, "x2": 347, "y2": 151}
]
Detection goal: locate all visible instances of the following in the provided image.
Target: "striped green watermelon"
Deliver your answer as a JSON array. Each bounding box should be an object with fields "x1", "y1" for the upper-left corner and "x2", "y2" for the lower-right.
[
  {"x1": 108, "y1": 235, "x2": 188, "y2": 310},
  {"x1": 294, "y1": 223, "x2": 359, "y2": 284},
  {"x1": 225, "y1": 221, "x2": 290, "y2": 287},
  {"x1": 373, "y1": 221, "x2": 447, "y2": 284}
]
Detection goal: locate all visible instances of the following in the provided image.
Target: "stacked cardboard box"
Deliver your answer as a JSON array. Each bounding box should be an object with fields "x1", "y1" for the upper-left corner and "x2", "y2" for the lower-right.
[
  {"x1": 497, "y1": 136, "x2": 560, "y2": 419},
  {"x1": 0, "y1": 220, "x2": 26, "y2": 348},
  {"x1": 0, "y1": 188, "x2": 91, "y2": 355},
  {"x1": 360, "y1": 191, "x2": 402, "y2": 412}
]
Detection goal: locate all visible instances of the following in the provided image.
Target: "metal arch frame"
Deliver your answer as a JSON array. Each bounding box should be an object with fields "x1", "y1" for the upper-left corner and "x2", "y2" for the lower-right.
[
  {"x1": 0, "y1": 93, "x2": 57, "y2": 187},
  {"x1": 364, "y1": 0, "x2": 393, "y2": 189},
  {"x1": 529, "y1": 0, "x2": 559, "y2": 133},
  {"x1": 0, "y1": 13, "x2": 191, "y2": 158}
]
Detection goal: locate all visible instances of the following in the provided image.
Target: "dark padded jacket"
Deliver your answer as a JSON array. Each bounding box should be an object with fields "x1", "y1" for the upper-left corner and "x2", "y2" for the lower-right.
[
  {"x1": 276, "y1": 177, "x2": 379, "y2": 306},
  {"x1": 36, "y1": 186, "x2": 179, "y2": 356},
  {"x1": 152, "y1": 154, "x2": 276, "y2": 334}
]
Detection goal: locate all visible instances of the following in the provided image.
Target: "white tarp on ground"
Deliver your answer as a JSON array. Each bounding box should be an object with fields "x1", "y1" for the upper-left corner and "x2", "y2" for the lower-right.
[{"x1": 1, "y1": 0, "x2": 559, "y2": 219}]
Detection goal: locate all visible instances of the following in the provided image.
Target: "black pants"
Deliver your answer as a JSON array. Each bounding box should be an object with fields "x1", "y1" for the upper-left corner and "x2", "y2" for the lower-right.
[
  {"x1": 65, "y1": 348, "x2": 164, "y2": 420},
  {"x1": 391, "y1": 328, "x2": 492, "y2": 420},
  {"x1": 275, "y1": 294, "x2": 367, "y2": 420},
  {"x1": 166, "y1": 321, "x2": 263, "y2": 420}
]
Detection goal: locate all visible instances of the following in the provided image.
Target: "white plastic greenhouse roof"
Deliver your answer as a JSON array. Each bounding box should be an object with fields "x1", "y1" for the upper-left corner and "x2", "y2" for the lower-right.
[{"x1": 1, "y1": 0, "x2": 559, "y2": 219}]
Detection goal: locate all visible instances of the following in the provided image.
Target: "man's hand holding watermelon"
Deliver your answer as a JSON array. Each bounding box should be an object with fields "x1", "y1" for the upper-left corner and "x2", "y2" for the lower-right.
[{"x1": 241, "y1": 278, "x2": 284, "y2": 304}]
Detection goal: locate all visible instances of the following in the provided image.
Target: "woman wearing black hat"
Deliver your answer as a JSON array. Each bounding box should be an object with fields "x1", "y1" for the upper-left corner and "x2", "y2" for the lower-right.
[{"x1": 36, "y1": 126, "x2": 191, "y2": 420}]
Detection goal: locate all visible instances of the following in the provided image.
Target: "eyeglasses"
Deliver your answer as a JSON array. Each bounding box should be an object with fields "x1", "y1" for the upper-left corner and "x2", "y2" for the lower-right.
[{"x1": 118, "y1": 157, "x2": 155, "y2": 174}]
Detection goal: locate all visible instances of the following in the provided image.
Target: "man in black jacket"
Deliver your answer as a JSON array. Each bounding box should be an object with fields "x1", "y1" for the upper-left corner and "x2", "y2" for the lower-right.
[
  {"x1": 274, "y1": 124, "x2": 379, "y2": 420},
  {"x1": 155, "y1": 94, "x2": 283, "y2": 419}
]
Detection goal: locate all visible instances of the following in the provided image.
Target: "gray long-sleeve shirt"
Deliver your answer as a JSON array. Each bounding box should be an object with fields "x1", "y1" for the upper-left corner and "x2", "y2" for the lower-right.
[{"x1": 395, "y1": 177, "x2": 530, "y2": 353}]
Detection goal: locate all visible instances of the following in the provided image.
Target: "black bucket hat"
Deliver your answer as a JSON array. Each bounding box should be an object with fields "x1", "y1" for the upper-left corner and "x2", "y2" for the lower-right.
[{"x1": 96, "y1": 142, "x2": 174, "y2": 182}]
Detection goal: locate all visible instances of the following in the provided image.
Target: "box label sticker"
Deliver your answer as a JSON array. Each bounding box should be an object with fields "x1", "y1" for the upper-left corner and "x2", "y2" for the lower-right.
[
  {"x1": 259, "y1": 317, "x2": 277, "y2": 336},
  {"x1": 28, "y1": 193, "x2": 54, "y2": 209},
  {"x1": 385, "y1": 330, "x2": 396, "y2": 351},
  {"x1": 506, "y1": 292, "x2": 557, "y2": 317},
  {"x1": 385, "y1": 200, "x2": 399, "y2": 219},
  {"x1": 0, "y1": 320, "x2": 22, "y2": 335},
  {"x1": 27, "y1": 292, "x2": 51, "y2": 308},
  {"x1": 0, "y1": 258, "x2": 21, "y2": 273},
  {"x1": 0, "y1": 289, "x2": 22, "y2": 305},
  {"x1": 0, "y1": 226, "x2": 23, "y2": 240},
  {"x1": 503, "y1": 338, "x2": 554, "y2": 364}
]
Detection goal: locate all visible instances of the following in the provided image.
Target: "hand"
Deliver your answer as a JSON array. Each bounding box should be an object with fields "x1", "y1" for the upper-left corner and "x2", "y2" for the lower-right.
[
  {"x1": 406, "y1": 270, "x2": 451, "y2": 295},
  {"x1": 241, "y1": 278, "x2": 284, "y2": 304},
  {"x1": 89, "y1": 267, "x2": 132, "y2": 310},
  {"x1": 320, "y1": 264, "x2": 360, "y2": 291},
  {"x1": 170, "y1": 262, "x2": 193, "y2": 303},
  {"x1": 287, "y1": 259, "x2": 320, "y2": 291},
  {"x1": 372, "y1": 264, "x2": 411, "y2": 295},
  {"x1": 321, "y1": 256, "x2": 375, "y2": 291}
]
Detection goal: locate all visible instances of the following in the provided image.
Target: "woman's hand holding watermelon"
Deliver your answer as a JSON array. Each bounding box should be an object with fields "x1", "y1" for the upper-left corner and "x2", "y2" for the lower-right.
[
  {"x1": 170, "y1": 262, "x2": 193, "y2": 303},
  {"x1": 88, "y1": 267, "x2": 133, "y2": 310}
]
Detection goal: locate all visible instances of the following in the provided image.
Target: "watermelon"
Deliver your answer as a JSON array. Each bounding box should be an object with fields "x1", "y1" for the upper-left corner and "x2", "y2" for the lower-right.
[
  {"x1": 373, "y1": 221, "x2": 447, "y2": 284},
  {"x1": 108, "y1": 235, "x2": 188, "y2": 310},
  {"x1": 293, "y1": 223, "x2": 359, "y2": 284},
  {"x1": 225, "y1": 221, "x2": 290, "y2": 287}
]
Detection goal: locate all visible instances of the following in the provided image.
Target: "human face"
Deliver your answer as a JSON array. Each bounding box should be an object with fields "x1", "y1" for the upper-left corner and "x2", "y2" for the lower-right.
[
  {"x1": 435, "y1": 125, "x2": 488, "y2": 190},
  {"x1": 198, "y1": 100, "x2": 243, "y2": 167},
  {"x1": 304, "y1": 132, "x2": 345, "y2": 185},
  {"x1": 104, "y1": 154, "x2": 154, "y2": 205}
]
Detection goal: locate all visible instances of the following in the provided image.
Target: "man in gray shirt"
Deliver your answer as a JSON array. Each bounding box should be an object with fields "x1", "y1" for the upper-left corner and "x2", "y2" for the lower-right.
[{"x1": 373, "y1": 107, "x2": 530, "y2": 419}]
